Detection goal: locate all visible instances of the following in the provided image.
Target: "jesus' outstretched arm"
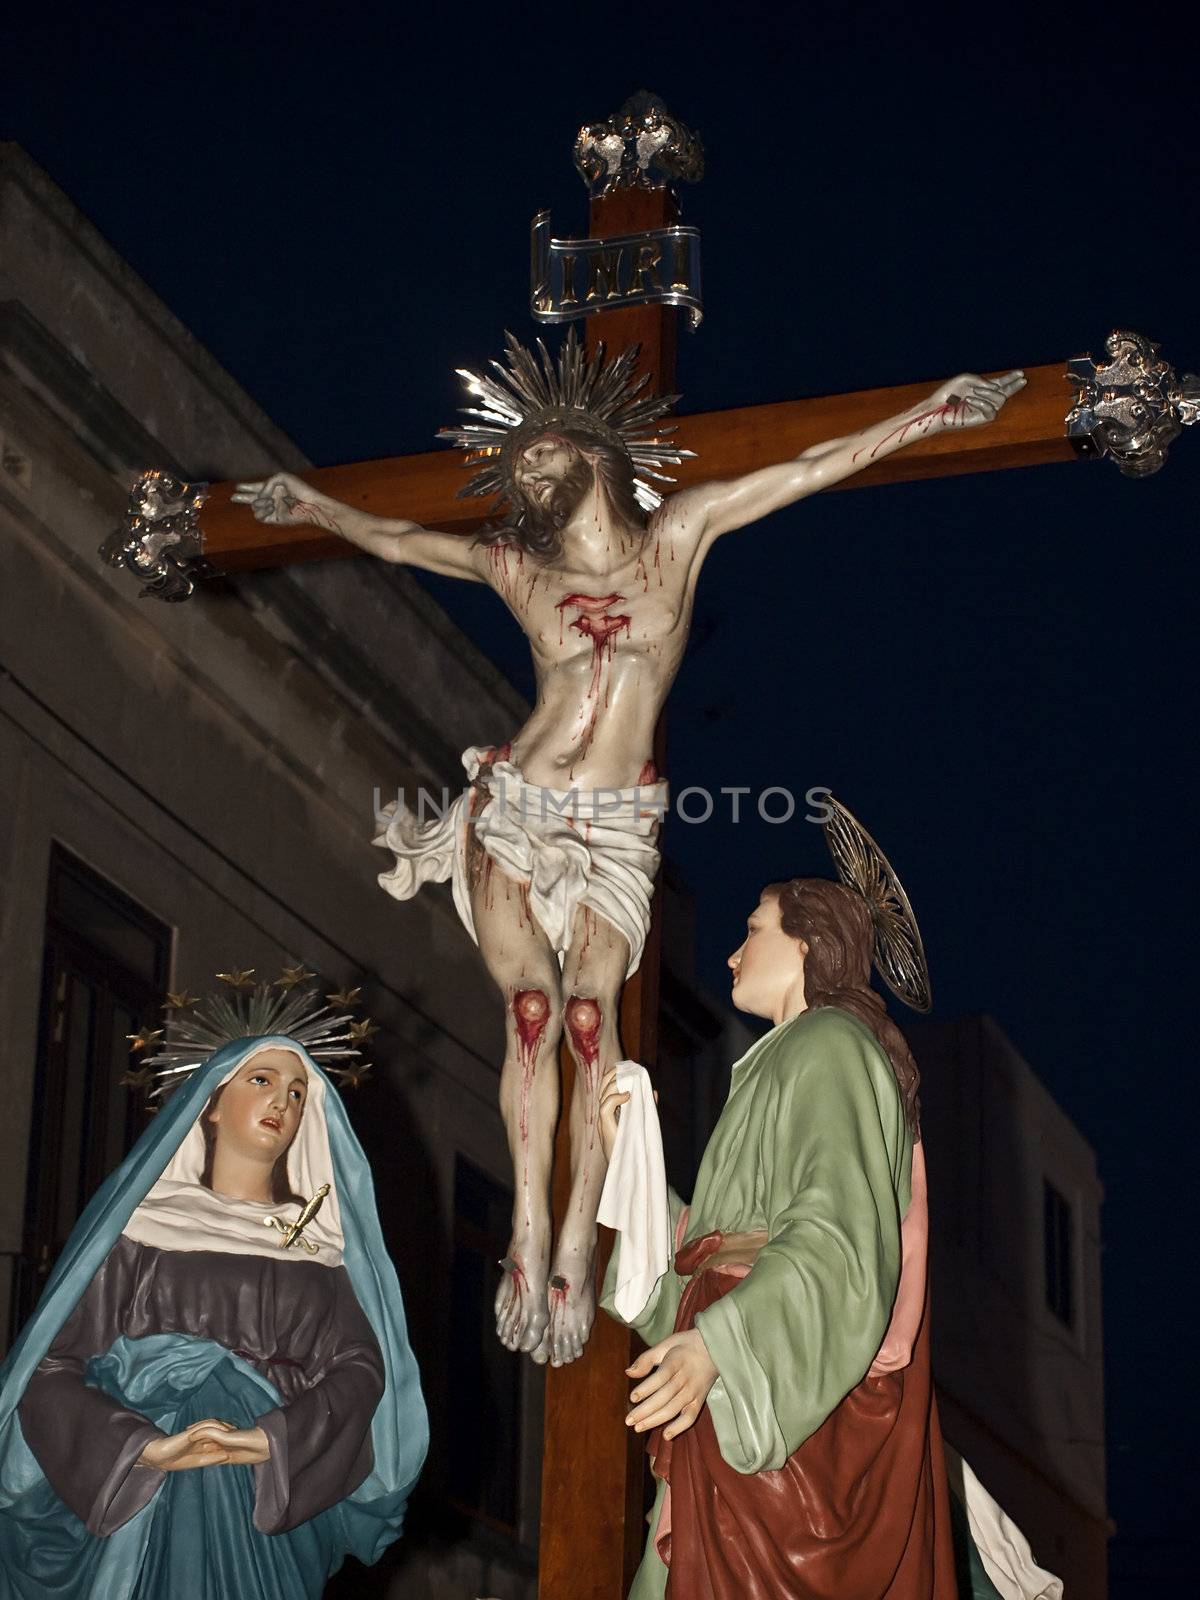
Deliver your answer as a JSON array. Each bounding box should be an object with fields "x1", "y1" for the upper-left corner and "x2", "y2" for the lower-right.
[
  {"x1": 681, "y1": 370, "x2": 1026, "y2": 547},
  {"x1": 231, "y1": 472, "x2": 484, "y2": 581}
]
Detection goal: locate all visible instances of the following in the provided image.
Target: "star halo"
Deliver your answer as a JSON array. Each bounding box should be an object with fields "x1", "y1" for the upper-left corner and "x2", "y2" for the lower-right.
[{"x1": 131, "y1": 972, "x2": 376, "y2": 1097}]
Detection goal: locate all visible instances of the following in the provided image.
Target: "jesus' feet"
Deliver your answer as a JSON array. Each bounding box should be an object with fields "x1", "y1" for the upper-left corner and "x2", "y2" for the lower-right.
[
  {"x1": 494, "y1": 1240, "x2": 549, "y2": 1355},
  {"x1": 544, "y1": 1241, "x2": 597, "y2": 1367}
]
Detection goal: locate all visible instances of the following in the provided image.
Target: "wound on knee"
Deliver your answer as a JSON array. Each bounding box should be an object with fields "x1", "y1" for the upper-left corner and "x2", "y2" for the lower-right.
[
  {"x1": 512, "y1": 988, "x2": 551, "y2": 1146},
  {"x1": 564, "y1": 995, "x2": 602, "y2": 1070},
  {"x1": 512, "y1": 987, "x2": 551, "y2": 1060}
]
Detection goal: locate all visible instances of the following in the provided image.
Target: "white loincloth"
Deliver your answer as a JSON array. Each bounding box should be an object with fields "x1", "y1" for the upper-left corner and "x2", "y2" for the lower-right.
[{"x1": 372, "y1": 747, "x2": 667, "y2": 977}]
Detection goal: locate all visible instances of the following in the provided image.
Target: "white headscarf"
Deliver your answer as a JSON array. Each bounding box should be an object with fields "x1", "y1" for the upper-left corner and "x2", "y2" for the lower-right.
[{"x1": 122, "y1": 1041, "x2": 345, "y2": 1266}]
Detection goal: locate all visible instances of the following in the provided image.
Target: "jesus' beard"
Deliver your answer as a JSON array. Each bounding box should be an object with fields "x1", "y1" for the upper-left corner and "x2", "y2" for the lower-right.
[{"x1": 518, "y1": 456, "x2": 595, "y2": 544}]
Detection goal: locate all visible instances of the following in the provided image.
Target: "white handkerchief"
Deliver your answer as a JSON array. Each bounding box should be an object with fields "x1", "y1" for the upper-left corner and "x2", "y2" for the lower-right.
[{"x1": 596, "y1": 1060, "x2": 672, "y2": 1321}]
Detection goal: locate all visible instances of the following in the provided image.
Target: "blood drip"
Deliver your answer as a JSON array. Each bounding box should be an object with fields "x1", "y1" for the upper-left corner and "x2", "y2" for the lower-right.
[
  {"x1": 555, "y1": 592, "x2": 632, "y2": 753},
  {"x1": 486, "y1": 541, "x2": 528, "y2": 609},
  {"x1": 852, "y1": 402, "x2": 954, "y2": 464},
  {"x1": 486, "y1": 542, "x2": 512, "y2": 586},
  {"x1": 511, "y1": 879, "x2": 533, "y2": 931},
  {"x1": 500, "y1": 1251, "x2": 528, "y2": 1316},
  {"x1": 512, "y1": 987, "x2": 551, "y2": 1143},
  {"x1": 565, "y1": 992, "x2": 603, "y2": 1148}
]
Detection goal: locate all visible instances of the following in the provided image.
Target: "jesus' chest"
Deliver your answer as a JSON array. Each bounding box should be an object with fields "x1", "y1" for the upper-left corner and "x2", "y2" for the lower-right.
[{"x1": 484, "y1": 540, "x2": 691, "y2": 669}]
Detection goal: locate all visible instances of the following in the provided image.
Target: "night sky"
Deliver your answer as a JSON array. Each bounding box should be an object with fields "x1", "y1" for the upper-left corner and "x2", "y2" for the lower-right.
[{"x1": 6, "y1": 5, "x2": 1196, "y2": 1588}]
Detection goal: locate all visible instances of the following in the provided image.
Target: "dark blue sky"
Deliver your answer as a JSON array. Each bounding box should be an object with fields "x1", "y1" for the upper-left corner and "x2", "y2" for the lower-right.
[{"x1": 6, "y1": 5, "x2": 1196, "y2": 1588}]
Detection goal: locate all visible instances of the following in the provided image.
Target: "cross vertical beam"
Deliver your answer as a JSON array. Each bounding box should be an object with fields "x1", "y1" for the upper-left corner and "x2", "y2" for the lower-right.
[{"x1": 537, "y1": 179, "x2": 679, "y2": 1600}]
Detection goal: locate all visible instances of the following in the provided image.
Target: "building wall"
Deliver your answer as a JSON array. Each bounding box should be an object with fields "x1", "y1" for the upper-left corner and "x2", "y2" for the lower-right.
[{"x1": 909, "y1": 1012, "x2": 1109, "y2": 1596}]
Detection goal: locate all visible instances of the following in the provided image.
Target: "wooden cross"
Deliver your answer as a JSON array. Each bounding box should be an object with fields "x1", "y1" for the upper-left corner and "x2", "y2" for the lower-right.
[
  {"x1": 187, "y1": 357, "x2": 1077, "y2": 574},
  {"x1": 121, "y1": 103, "x2": 1186, "y2": 1600}
]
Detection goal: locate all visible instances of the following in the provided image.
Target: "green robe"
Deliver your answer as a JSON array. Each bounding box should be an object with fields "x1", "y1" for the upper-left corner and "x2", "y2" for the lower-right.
[{"x1": 601, "y1": 1006, "x2": 912, "y2": 1600}]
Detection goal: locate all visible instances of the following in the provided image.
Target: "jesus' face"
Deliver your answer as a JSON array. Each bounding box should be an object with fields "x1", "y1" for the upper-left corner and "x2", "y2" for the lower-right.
[{"x1": 514, "y1": 434, "x2": 594, "y2": 527}]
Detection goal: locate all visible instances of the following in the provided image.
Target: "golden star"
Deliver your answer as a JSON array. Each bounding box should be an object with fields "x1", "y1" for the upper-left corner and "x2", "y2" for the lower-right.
[
  {"x1": 347, "y1": 1018, "x2": 380, "y2": 1044},
  {"x1": 163, "y1": 990, "x2": 200, "y2": 1010},
  {"x1": 120, "y1": 1065, "x2": 156, "y2": 1091},
  {"x1": 126, "y1": 1027, "x2": 165, "y2": 1053},
  {"x1": 274, "y1": 965, "x2": 317, "y2": 991},
  {"x1": 215, "y1": 968, "x2": 256, "y2": 989},
  {"x1": 326, "y1": 985, "x2": 363, "y2": 1007},
  {"x1": 333, "y1": 1061, "x2": 373, "y2": 1090}
]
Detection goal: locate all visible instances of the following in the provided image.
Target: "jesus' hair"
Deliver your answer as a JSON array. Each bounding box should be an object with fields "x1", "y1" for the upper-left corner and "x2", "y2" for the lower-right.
[{"x1": 474, "y1": 423, "x2": 649, "y2": 561}]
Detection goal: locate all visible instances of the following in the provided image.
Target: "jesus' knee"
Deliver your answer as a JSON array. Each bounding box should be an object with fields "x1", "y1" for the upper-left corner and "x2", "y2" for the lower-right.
[
  {"x1": 508, "y1": 985, "x2": 556, "y2": 1065},
  {"x1": 563, "y1": 993, "x2": 610, "y2": 1082}
]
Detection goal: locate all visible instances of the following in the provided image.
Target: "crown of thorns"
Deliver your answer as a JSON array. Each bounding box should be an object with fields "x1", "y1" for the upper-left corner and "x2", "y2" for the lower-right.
[
  {"x1": 437, "y1": 327, "x2": 694, "y2": 513},
  {"x1": 121, "y1": 969, "x2": 376, "y2": 1098}
]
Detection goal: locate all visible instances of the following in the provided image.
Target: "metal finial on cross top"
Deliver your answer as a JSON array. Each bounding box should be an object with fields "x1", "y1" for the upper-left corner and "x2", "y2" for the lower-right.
[{"x1": 573, "y1": 91, "x2": 704, "y2": 198}]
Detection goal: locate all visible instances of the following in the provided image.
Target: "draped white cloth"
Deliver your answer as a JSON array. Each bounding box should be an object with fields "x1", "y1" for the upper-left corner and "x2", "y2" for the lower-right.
[
  {"x1": 944, "y1": 1446, "x2": 1064, "y2": 1600},
  {"x1": 596, "y1": 1061, "x2": 672, "y2": 1321},
  {"x1": 373, "y1": 746, "x2": 667, "y2": 976}
]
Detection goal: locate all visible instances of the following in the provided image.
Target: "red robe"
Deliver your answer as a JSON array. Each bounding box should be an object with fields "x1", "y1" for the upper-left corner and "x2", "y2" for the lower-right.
[{"x1": 649, "y1": 1227, "x2": 957, "y2": 1600}]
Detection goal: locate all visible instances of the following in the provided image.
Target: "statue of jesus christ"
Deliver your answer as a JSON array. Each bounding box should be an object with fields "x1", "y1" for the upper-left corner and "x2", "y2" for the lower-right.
[{"x1": 234, "y1": 335, "x2": 1023, "y2": 1365}]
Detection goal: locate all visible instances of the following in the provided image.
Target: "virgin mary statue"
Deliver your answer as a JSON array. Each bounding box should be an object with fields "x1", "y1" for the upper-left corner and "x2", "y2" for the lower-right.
[{"x1": 0, "y1": 1032, "x2": 428, "y2": 1600}]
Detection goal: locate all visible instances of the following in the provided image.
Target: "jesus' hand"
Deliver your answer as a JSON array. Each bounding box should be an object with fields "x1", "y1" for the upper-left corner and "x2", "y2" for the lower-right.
[
  {"x1": 625, "y1": 1329, "x2": 719, "y2": 1442},
  {"x1": 924, "y1": 370, "x2": 1026, "y2": 431},
  {"x1": 232, "y1": 472, "x2": 341, "y2": 532}
]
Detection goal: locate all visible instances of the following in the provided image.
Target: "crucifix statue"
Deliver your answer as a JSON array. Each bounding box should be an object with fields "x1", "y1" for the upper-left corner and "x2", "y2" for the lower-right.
[
  {"x1": 228, "y1": 337, "x2": 1023, "y2": 1368},
  {"x1": 103, "y1": 92, "x2": 1195, "y2": 1598}
]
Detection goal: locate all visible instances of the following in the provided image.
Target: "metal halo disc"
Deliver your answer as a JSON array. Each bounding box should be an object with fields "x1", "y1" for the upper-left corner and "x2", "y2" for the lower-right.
[{"x1": 821, "y1": 795, "x2": 932, "y2": 1013}]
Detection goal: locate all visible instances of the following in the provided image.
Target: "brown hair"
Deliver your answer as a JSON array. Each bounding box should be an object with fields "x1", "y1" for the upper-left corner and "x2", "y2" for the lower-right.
[
  {"x1": 198, "y1": 1084, "x2": 304, "y2": 1205},
  {"x1": 476, "y1": 423, "x2": 648, "y2": 561},
  {"x1": 763, "y1": 878, "x2": 921, "y2": 1135}
]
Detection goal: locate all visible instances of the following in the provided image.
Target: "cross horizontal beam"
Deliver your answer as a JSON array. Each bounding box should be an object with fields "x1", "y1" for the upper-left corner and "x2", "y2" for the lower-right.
[{"x1": 201, "y1": 361, "x2": 1074, "y2": 572}]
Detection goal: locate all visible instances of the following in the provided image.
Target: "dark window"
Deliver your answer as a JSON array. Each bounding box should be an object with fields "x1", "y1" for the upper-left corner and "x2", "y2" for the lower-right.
[
  {"x1": 1043, "y1": 1179, "x2": 1074, "y2": 1328},
  {"x1": 447, "y1": 1155, "x2": 524, "y2": 1535},
  {"x1": 13, "y1": 847, "x2": 170, "y2": 1339}
]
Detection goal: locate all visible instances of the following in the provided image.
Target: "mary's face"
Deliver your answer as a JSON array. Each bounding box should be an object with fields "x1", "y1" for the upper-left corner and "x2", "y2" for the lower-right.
[
  {"x1": 208, "y1": 1048, "x2": 307, "y2": 1165},
  {"x1": 727, "y1": 894, "x2": 807, "y2": 1020}
]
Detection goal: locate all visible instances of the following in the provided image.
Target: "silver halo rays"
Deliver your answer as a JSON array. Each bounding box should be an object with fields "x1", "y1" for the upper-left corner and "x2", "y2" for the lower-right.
[
  {"x1": 437, "y1": 327, "x2": 694, "y2": 515},
  {"x1": 821, "y1": 795, "x2": 932, "y2": 1014}
]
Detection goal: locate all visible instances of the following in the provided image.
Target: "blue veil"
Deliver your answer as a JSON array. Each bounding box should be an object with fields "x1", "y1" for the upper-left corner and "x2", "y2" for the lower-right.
[{"x1": 0, "y1": 1036, "x2": 428, "y2": 1600}]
